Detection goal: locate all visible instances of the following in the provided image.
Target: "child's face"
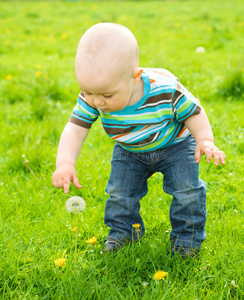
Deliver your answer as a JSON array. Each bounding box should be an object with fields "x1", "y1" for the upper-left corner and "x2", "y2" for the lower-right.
[{"x1": 78, "y1": 71, "x2": 137, "y2": 113}]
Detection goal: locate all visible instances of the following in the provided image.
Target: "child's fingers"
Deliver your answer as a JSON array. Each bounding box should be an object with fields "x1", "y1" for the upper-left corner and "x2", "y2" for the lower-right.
[
  {"x1": 57, "y1": 178, "x2": 64, "y2": 188},
  {"x1": 52, "y1": 174, "x2": 62, "y2": 188},
  {"x1": 73, "y1": 176, "x2": 82, "y2": 189},
  {"x1": 219, "y1": 151, "x2": 226, "y2": 164},
  {"x1": 212, "y1": 149, "x2": 220, "y2": 165},
  {"x1": 204, "y1": 148, "x2": 213, "y2": 163},
  {"x1": 63, "y1": 178, "x2": 71, "y2": 194},
  {"x1": 207, "y1": 149, "x2": 226, "y2": 165},
  {"x1": 195, "y1": 141, "x2": 226, "y2": 165},
  {"x1": 195, "y1": 147, "x2": 201, "y2": 163}
]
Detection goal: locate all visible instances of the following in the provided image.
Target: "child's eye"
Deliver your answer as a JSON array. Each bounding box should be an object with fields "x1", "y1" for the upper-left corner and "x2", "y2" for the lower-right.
[
  {"x1": 84, "y1": 92, "x2": 92, "y2": 96},
  {"x1": 103, "y1": 95, "x2": 112, "y2": 98}
]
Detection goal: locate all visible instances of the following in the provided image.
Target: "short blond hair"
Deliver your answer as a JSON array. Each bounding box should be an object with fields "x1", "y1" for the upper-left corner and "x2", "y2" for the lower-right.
[{"x1": 75, "y1": 23, "x2": 139, "y2": 81}]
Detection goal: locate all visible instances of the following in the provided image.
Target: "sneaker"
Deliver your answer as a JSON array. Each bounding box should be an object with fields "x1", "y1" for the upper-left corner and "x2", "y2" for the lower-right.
[
  {"x1": 171, "y1": 246, "x2": 200, "y2": 258},
  {"x1": 103, "y1": 237, "x2": 122, "y2": 253}
]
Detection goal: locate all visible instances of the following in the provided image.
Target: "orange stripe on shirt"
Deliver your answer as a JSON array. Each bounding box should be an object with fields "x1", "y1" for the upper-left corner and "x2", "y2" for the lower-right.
[
  {"x1": 139, "y1": 125, "x2": 151, "y2": 131},
  {"x1": 176, "y1": 126, "x2": 187, "y2": 138},
  {"x1": 112, "y1": 132, "x2": 129, "y2": 139}
]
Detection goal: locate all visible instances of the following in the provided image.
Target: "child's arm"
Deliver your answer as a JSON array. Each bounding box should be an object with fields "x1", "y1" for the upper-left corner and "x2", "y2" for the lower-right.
[
  {"x1": 52, "y1": 122, "x2": 89, "y2": 193},
  {"x1": 184, "y1": 108, "x2": 226, "y2": 166}
]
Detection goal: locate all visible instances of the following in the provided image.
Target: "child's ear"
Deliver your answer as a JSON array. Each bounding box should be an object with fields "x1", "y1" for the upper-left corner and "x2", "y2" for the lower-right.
[{"x1": 133, "y1": 68, "x2": 143, "y2": 82}]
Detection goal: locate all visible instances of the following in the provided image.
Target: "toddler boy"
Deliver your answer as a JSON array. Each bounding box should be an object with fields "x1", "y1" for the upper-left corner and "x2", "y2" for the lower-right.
[{"x1": 52, "y1": 23, "x2": 225, "y2": 257}]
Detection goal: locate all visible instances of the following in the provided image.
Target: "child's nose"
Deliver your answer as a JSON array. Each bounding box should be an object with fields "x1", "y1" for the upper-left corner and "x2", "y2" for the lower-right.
[{"x1": 94, "y1": 97, "x2": 105, "y2": 107}]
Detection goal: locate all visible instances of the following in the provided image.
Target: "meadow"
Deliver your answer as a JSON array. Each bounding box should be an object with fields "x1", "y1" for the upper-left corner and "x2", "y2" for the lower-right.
[{"x1": 0, "y1": 0, "x2": 243, "y2": 299}]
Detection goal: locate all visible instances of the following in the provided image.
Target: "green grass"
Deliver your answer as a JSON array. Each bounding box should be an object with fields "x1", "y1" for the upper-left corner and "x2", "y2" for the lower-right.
[{"x1": 0, "y1": 0, "x2": 243, "y2": 299}]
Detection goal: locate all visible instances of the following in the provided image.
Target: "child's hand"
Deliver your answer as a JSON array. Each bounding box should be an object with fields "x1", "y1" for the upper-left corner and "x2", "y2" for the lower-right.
[
  {"x1": 195, "y1": 140, "x2": 226, "y2": 166},
  {"x1": 52, "y1": 164, "x2": 82, "y2": 193}
]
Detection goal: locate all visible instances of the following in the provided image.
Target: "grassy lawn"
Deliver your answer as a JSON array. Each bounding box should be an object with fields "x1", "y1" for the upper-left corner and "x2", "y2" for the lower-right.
[{"x1": 0, "y1": 0, "x2": 243, "y2": 299}]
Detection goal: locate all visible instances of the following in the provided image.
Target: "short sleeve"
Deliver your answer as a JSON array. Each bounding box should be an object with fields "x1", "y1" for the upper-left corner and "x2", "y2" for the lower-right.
[
  {"x1": 69, "y1": 91, "x2": 99, "y2": 128},
  {"x1": 172, "y1": 80, "x2": 201, "y2": 123}
]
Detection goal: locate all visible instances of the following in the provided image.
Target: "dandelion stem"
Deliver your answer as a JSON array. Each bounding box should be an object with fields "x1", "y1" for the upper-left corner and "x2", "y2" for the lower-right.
[
  {"x1": 136, "y1": 230, "x2": 140, "y2": 241},
  {"x1": 74, "y1": 212, "x2": 78, "y2": 269},
  {"x1": 23, "y1": 160, "x2": 39, "y2": 180}
]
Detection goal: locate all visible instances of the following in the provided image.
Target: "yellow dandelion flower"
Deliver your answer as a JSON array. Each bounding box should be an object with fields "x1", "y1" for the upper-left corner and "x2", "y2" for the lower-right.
[
  {"x1": 35, "y1": 71, "x2": 42, "y2": 77},
  {"x1": 6, "y1": 75, "x2": 12, "y2": 80},
  {"x1": 72, "y1": 227, "x2": 77, "y2": 232},
  {"x1": 61, "y1": 33, "x2": 67, "y2": 39},
  {"x1": 92, "y1": 4, "x2": 98, "y2": 10},
  {"x1": 133, "y1": 223, "x2": 141, "y2": 230},
  {"x1": 174, "y1": 23, "x2": 181, "y2": 28},
  {"x1": 3, "y1": 28, "x2": 10, "y2": 34},
  {"x1": 186, "y1": 80, "x2": 191, "y2": 85},
  {"x1": 153, "y1": 270, "x2": 168, "y2": 280},
  {"x1": 86, "y1": 236, "x2": 97, "y2": 244},
  {"x1": 54, "y1": 258, "x2": 66, "y2": 268}
]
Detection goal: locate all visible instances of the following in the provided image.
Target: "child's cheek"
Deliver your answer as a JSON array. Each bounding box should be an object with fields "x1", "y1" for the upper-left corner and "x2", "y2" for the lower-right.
[{"x1": 85, "y1": 97, "x2": 95, "y2": 108}]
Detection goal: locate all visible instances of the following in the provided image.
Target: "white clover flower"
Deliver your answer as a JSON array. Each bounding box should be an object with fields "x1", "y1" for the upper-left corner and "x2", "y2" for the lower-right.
[
  {"x1": 196, "y1": 46, "x2": 205, "y2": 53},
  {"x1": 65, "y1": 196, "x2": 86, "y2": 213}
]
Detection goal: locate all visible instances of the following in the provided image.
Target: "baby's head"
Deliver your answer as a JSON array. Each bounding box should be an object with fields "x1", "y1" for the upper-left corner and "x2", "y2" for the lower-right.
[{"x1": 75, "y1": 23, "x2": 143, "y2": 112}]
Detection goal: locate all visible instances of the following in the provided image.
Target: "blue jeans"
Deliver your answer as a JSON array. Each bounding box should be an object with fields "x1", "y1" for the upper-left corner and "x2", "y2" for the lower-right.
[{"x1": 104, "y1": 136, "x2": 207, "y2": 250}]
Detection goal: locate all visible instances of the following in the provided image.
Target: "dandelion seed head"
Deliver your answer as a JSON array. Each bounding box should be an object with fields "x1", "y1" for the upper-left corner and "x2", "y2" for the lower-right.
[
  {"x1": 65, "y1": 196, "x2": 86, "y2": 213},
  {"x1": 231, "y1": 280, "x2": 239, "y2": 288},
  {"x1": 196, "y1": 46, "x2": 205, "y2": 53}
]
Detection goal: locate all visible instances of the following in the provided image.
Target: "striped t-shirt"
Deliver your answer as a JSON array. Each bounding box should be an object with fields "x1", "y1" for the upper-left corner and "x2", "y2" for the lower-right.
[{"x1": 69, "y1": 68, "x2": 201, "y2": 152}]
